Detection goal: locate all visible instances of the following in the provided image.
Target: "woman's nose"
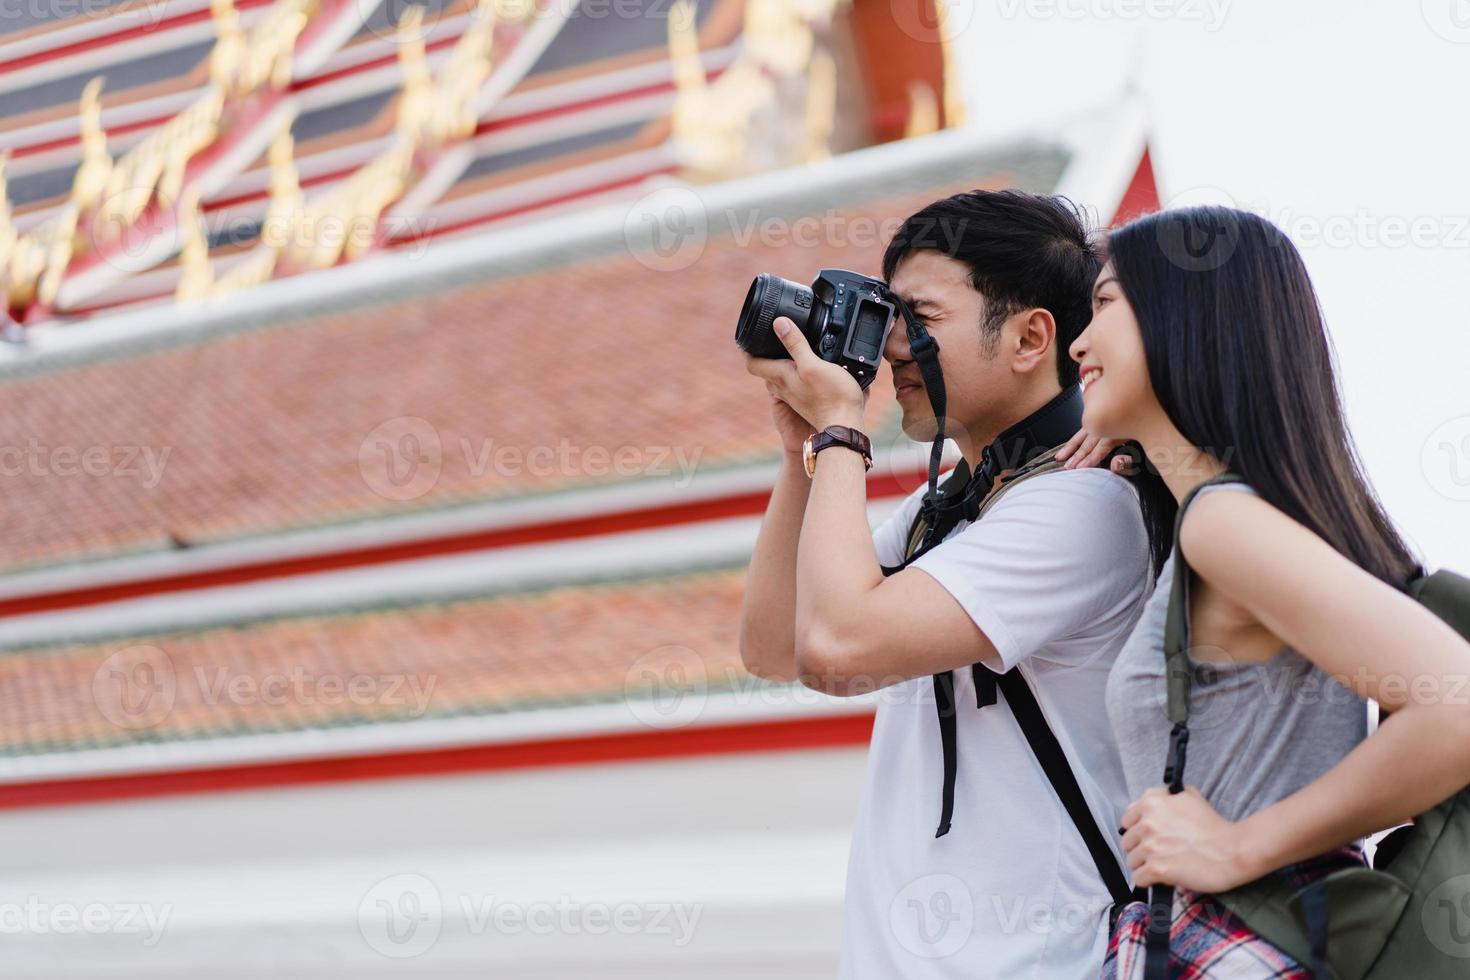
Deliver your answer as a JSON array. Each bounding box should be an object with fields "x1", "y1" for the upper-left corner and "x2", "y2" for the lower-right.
[{"x1": 1068, "y1": 328, "x2": 1088, "y2": 364}]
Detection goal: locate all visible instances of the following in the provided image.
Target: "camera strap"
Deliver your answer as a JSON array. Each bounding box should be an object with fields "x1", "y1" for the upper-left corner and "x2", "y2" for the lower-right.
[
  {"x1": 888, "y1": 292, "x2": 952, "y2": 528},
  {"x1": 883, "y1": 290, "x2": 1085, "y2": 554},
  {"x1": 898, "y1": 383, "x2": 1087, "y2": 566}
]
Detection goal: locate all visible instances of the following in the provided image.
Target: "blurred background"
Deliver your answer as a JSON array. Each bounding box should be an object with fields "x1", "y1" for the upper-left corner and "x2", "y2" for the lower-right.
[{"x1": 0, "y1": 0, "x2": 1464, "y2": 976}]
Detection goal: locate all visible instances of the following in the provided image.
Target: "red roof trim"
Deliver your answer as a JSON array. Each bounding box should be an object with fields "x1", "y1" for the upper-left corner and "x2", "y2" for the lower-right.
[
  {"x1": 0, "y1": 465, "x2": 930, "y2": 617},
  {"x1": 0, "y1": 710, "x2": 875, "y2": 810},
  {"x1": 1109, "y1": 146, "x2": 1160, "y2": 226},
  {"x1": 0, "y1": 0, "x2": 275, "y2": 76}
]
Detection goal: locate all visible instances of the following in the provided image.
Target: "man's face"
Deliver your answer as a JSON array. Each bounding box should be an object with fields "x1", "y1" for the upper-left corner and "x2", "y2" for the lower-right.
[{"x1": 884, "y1": 251, "x2": 1015, "y2": 451}]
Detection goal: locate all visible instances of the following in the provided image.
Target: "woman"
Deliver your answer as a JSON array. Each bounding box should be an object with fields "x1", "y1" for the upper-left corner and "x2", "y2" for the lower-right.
[{"x1": 1057, "y1": 206, "x2": 1470, "y2": 977}]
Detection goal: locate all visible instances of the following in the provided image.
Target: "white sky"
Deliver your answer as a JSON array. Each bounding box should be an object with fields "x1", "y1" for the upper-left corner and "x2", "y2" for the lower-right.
[{"x1": 949, "y1": 0, "x2": 1470, "y2": 570}]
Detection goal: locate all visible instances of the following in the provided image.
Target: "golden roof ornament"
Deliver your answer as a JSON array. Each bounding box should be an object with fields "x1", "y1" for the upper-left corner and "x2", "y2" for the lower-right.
[
  {"x1": 668, "y1": 0, "x2": 773, "y2": 179},
  {"x1": 904, "y1": 81, "x2": 939, "y2": 139},
  {"x1": 0, "y1": 154, "x2": 14, "y2": 278},
  {"x1": 174, "y1": 186, "x2": 213, "y2": 303},
  {"x1": 73, "y1": 77, "x2": 113, "y2": 208},
  {"x1": 802, "y1": 49, "x2": 836, "y2": 163},
  {"x1": 432, "y1": 0, "x2": 502, "y2": 144},
  {"x1": 934, "y1": 0, "x2": 966, "y2": 128},
  {"x1": 209, "y1": 0, "x2": 247, "y2": 92},
  {"x1": 669, "y1": 0, "x2": 852, "y2": 179},
  {"x1": 0, "y1": 76, "x2": 116, "y2": 310}
]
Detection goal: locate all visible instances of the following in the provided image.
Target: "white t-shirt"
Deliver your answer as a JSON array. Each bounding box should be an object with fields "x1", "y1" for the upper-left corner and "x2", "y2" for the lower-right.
[{"x1": 836, "y1": 466, "x2": 1154, "y2": 980}]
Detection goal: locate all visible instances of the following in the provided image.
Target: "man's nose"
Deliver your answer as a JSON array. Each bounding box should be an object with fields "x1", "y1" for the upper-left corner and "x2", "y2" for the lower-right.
[{"x1": 883, "y1": 322, "x2": 910, "y2": 362}]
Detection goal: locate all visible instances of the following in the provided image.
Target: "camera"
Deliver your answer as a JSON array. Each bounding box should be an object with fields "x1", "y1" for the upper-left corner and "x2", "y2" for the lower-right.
[{"x1": 734, "y1": 269, "x2": 897, "y2": 389}]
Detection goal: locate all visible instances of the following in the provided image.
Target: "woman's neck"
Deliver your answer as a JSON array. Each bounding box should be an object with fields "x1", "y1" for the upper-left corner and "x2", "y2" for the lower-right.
[{"x1": 1136, "y1": 417, "x2": 1233, "y2": 504}]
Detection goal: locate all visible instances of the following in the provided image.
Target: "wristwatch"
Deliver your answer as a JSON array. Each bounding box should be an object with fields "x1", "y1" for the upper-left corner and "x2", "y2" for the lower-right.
[{"x1": 802, "y1": 425, "x2": 873, "y2": 477}]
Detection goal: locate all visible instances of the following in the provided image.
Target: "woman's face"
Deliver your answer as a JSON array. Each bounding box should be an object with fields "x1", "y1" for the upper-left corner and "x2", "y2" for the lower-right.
[{"x1": 1069, "y1": 262, "x2": 1155, "y2": 439}]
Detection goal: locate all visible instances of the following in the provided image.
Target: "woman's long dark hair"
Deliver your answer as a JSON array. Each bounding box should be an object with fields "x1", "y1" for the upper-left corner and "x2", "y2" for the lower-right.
[{"x1": 1107, "y1": 206, "x2": 1420, "y2": 587}]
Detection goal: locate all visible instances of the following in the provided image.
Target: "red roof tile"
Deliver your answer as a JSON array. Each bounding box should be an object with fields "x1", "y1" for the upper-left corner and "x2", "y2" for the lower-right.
[
  {"x1": 0, "y1": 176, "x2": 1014, "y2": 573},
  {"x1": 0, "y1": 565, "x2": 750, "y2": 756}
]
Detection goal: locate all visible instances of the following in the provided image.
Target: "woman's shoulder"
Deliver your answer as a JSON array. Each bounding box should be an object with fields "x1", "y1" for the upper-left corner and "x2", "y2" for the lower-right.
[
  {"x1": 1183, "y1": 477, "x2": 1270, "y2": 532},
  {"x1": 1191, "y1": 476, "x2": 1259, "y2": 501},
  {"x1": 1176, "y1": 477, "x2": 1286, "y2": 581}
]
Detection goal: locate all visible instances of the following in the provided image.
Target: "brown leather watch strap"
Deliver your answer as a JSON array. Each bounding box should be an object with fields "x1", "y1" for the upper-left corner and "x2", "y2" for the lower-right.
[{"x1": 805, "y1": 425, "x2": 873, "y2": 475}]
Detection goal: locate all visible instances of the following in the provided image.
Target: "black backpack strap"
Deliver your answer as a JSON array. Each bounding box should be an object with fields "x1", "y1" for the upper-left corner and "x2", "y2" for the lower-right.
[
  {"x1": 996, "y1": 667, "x2": 1141, "y2": 909},
  {"x1": 883, "y1": 444, "x2": 1145, "y2": 909},
  {"x1": 932, "y1": 669, "x2": 959, "y2": 838},
  {"x1": 929, "y1": 663, "x2": 1000, "y2": 839}
]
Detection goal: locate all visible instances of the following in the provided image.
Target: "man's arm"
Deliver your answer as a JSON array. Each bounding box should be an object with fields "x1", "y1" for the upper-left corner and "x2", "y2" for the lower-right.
[
  {"x1": 794, "y1": 446, "x2": 1147, "y2": 696},
  {"x1": 745, "y1": 313, "x2": 1149, "y2": 698},
  {"x1": 739, "y1": 449, "x2": 812, "y2": 682},
  {"x1": 793, "y1": 441, "x2": 1004, "y2": 695}
]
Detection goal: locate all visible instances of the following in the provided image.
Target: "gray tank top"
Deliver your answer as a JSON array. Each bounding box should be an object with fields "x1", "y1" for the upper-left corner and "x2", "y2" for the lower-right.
[{"x1": 1105, "y1": 482, "x2": 1369, "y2": 823}]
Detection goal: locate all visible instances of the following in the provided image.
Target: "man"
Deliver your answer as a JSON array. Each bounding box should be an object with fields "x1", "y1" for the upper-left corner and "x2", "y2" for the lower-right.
[{"x1": 741, "y1": 190, "x2": 1154, "y2": 977}]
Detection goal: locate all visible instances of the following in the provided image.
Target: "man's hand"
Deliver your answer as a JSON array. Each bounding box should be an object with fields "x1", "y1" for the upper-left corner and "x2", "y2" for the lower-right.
[
  {"x1": 745, "y1": 316, "x2": 867, "y2": 431},
  {"x1": 768, "y1": 393, "x2": 815, "y2": 456}
]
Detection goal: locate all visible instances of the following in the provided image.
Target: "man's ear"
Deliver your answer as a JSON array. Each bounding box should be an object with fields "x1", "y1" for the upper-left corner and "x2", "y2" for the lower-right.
[{"x1": 1010, "y1": 308, "x2": 1056, "y2": 375}]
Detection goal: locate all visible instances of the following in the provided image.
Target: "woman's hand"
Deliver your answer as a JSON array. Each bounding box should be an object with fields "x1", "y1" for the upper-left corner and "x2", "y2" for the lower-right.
[
  {"x1": 1054, "y1": 428, "x2": 1136, "y2": 474},
  {"x1": 745, "y1": 316, "x2": 867, "y2": 432},
  {"x1": 1120, "y1": 786, "x2": 1262, "y2": 893}
]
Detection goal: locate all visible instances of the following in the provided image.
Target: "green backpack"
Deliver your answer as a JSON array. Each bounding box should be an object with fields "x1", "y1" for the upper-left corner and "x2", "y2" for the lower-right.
[{"x1": 1144, "y1": 472, "x2": 1470, "y2": 980}]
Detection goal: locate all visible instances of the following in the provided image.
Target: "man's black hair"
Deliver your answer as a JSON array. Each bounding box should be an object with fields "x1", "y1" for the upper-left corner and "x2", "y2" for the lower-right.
[{"x1": 881, "y1": 190, "x2": 1101, "y2": 387}]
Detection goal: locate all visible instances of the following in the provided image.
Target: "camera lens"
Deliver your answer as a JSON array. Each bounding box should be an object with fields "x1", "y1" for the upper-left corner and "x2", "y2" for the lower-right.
[{"x1": 735, "y1": 274, "x2": 818, "y2": 359}]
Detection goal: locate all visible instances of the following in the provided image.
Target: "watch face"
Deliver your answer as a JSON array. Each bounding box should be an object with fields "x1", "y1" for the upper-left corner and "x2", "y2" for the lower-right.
[{"x1": 802, "y1": 434, "x2": 817, "y2": 477}]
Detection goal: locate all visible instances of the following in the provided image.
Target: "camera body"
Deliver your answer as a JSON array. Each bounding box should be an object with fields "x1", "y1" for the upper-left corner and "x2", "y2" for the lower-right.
[{"x1": 735, "y1": 269, "x2": 896, "y2": 389}]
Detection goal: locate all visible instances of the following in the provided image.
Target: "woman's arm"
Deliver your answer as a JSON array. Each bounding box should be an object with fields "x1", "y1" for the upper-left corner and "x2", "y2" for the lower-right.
[{"x1": 1121, "y1": 488, "x2": 1470, "y2": 891}]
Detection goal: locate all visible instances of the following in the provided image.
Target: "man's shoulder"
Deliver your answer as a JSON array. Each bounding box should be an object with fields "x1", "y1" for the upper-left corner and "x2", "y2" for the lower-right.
[
  {"x1": 953, "y1": 466, "x2": 1150, "y2": 571},
  {"x1": 992, "y1": 465, "x2": 1141, "y2": 515}
]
